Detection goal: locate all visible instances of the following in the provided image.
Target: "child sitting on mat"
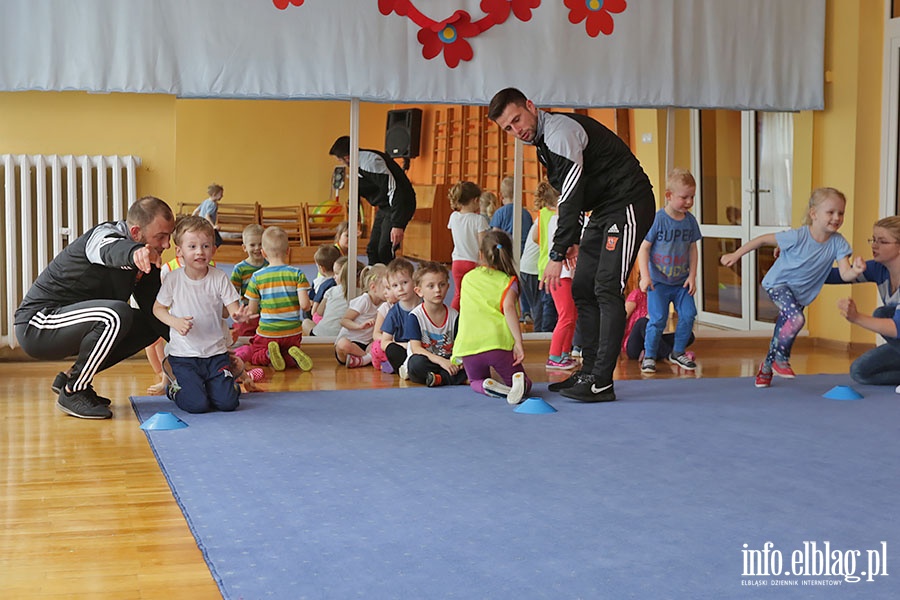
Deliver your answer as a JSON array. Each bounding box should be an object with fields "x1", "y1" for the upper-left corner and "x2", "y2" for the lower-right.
[
  {"x1": 309, "y1": 244, "x2": 341, "y2": 322},
  {"x1": 153, "y1": 216, "x2": 249, "y2": 413},
  {"x1": 381, "y1": 258, "x2": 422, "y2": 377},
  {"x1": 235, "y1": 226, "x2": 314, "y2": 372},
  {"x1": 229, "y1": 224, "x2": 268, "y2": 340},
  {"x1": 304, "y1": 256, "x2": 349, "y2": 338},
  {"x1": 335, "y1": 263, "x2": 387, "y2": 367},
  {"x1": 452, "y1": 230, "x2": 531, "y2": 405},
  {"x1": 370, "y1": 271, "x2": 397, "y2": 373},
  {"x1": 404, "y1": 261, "x2": 467, "y2": 387}
]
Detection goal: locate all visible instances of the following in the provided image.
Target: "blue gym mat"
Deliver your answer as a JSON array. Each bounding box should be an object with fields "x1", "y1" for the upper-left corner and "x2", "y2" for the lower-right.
[{"x1": 131, "y1": 374, "x2": 900, "y2": 599}]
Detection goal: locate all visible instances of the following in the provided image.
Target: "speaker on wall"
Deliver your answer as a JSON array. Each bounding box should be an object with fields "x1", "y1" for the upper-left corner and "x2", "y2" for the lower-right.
[{"x1": 385, "y1": 108, "x2": 423, "y2": 159}]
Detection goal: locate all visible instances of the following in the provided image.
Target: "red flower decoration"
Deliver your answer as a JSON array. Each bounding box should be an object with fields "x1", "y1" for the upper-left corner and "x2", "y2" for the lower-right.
[
  {"x1": 509, "y1": 0, "x2": 541, "y2": 22},
  {"x1": 564, "y1": 0, "x2": 626, "y2": 37},
  {"x1": 272, "y1": 0, "x2": 304, "y2": 9},
  {"x1": 416, "y1": 11, "x2": 480, "y2": 68},
  {"x1": 378, "y1": 0, "x2": 410, "y2": 17}
]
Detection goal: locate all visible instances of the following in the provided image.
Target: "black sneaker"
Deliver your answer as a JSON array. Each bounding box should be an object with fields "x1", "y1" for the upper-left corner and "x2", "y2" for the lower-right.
[
  {"x1": 560, "y1": 374, "x2": 617, "y2": 403},
  {"x1": 50, "y1": 371, "x2": 68, "y2": 394},
  {"x1": 57, "y1": 388, "x2": 112, "y2": 419},
  {"x1": 84, "y1": 385, "x2": 112, "y2": 406},
  {"x1": 425, "y1": 372, "x2": 443, "y2": 387},
  {"x1": 668, "y1": 352, "x2": 697, "y2": 371},
  {"x1": 547, "y1": 370, "x2": 583, "y2": 392}
]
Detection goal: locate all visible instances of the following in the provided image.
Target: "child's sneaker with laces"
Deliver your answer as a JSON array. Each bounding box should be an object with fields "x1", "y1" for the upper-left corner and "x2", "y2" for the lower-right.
[
  {"x1": 346, "y1": 355, "x2": 363, "y2": 368},
  {"x1": 772, "y1": 360, "x2": 795, "y2": 378},
  {"x1": 755, "y1": 363, "x2": 773, "y2": 388},
  {"x1": 641, "y1": 357, "x2": 656, "y2": 373},
  {"x1": 425, "y1": 372, "x2": 443, "y2": 387},
  {"x1": 546, "y1": 357, "x2": 577, "y2": 370},
  {"x1": 669, "y1": 352, "x2": 697, "y2": 371}
]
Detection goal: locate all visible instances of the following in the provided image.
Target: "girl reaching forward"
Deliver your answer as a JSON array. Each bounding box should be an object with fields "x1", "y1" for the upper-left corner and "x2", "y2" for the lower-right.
[{"x1": 721, "y1": 187, "x2": 864, "y2": 388}]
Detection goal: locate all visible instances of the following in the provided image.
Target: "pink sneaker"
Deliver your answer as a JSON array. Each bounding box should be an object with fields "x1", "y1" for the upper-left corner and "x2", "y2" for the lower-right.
[{"x1": 546, "y1": 358, "x2": 578, "y2": 370}]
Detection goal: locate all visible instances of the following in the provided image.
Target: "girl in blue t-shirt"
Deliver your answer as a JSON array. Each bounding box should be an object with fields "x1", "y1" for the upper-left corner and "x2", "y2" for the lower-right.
[{"x1": 721, "y1": 187, "x2": 864, "y2": 388}]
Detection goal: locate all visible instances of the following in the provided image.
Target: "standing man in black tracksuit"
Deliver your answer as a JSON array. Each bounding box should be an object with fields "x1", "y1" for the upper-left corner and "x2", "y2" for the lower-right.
[
  {"x1": 15, "y1": 196, "x2": 175, "y2": 419},
  {"x1": 329, "y1": 136, "x2": 417, "y2": 265},
  {"x1": 489, "y1": 88, "x2": 656, "y2": 402}
]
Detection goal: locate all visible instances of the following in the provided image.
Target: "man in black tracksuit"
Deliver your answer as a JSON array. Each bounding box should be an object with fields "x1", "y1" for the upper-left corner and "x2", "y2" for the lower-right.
[
  {"x1": 489, "y1": 88, "x2": 656, "y2": 402},
  {"x1": 15, "y1": 196, "x2": 175, "y2": 419},
  {"x1": 329, "y1": 136, "x2": 417, "y2": 265}
]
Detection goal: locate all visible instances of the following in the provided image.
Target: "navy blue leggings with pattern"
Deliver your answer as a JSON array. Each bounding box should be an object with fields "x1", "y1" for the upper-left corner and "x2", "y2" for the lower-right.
[{"x1": 764, "y1": 285, "x2": 806, "y2": 368}]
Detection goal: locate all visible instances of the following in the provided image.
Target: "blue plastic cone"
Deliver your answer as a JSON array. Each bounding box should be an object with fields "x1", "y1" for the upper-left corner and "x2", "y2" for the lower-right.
[
  {"x1": 822, "y1": 385, "x2": 863, "y2": 401},
  {"x1": 140, "y1": 411, "x2": 189, "y2": 430},
  {"x1": 514, "y1": 397, "x2": 558, "y2": 414}
]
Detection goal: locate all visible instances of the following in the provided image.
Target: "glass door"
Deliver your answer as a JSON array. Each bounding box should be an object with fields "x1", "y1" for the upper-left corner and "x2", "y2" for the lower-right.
[{"x1": 692, "y1": 110, "x2": 794, "y2": 330}]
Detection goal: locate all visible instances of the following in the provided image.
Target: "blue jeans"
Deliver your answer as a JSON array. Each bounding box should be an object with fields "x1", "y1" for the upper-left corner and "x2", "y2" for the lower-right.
[
  {"x1": 536, "y1": 288, "x2": 558, "y2": 333},
  {"x1": 850, "y1": 305, "x2": 900, "y2": 385},
  {"x1": 168, "y1": 353, "x2": 240, "y2": 414},
  {"x1": 644, "y1": 282, "x2": 697, "y2": 359},
  {"x1": 519, "y1": 271, "x2": 539, "y2": 321}
]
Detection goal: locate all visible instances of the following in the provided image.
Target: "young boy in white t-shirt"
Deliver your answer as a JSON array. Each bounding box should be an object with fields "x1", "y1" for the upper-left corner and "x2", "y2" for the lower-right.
[{"x1": 153, "y1": 216, "x2": 248, "y2": 413}]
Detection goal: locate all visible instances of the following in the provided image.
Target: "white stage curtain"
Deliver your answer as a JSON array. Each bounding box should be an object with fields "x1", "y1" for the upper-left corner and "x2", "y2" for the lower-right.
[{"x1": 0, "y1": 0, "x2": 824, "y2": 110}]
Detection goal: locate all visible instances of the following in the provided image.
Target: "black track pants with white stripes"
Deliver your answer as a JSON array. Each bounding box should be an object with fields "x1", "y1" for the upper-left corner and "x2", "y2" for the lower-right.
[
  {"x1": 571, "y1": 194, "x2": 656, "y2": 388},
  {"x1": 16, "y1": 300, "x2": 167, "y2": 393}
]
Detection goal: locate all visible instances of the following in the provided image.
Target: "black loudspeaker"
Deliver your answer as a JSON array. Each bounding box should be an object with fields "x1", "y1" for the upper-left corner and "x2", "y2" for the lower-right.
[{"x1": 385, "y1": 108, "x2": 423, "y2": 159}]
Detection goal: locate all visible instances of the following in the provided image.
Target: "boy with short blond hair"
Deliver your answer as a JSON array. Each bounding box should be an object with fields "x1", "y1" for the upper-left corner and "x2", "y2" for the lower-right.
[
  {"x1": 153, "y1": 215, "x2": 247, "y2": 413},
  {"x1": 636, "y1": 168, "x2": 702, "y2": 373},
  {"x1": 234, "y1": 226, "x2": 313, "y2": 371},
  {"x1": 230, "y1": 223, "x2": 268, "y2": 338},
  {"x1": 405, "y1": 262, "x2": 466, "y2": 387}
]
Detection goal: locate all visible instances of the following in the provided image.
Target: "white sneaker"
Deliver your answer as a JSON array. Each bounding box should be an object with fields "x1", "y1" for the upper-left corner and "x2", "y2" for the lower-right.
[
  {"x1": 895, "y1": 384, "x2": 900, "y2": 394},
  {"x1": 483, "y1": 378, "x2": 511, "y2": 399},
  {"x1": 398, "y1": 364, "x2": 409, "y2": 380},
  {"x1": 507, "y1": 372, "x2": 526, "y2": 405}
]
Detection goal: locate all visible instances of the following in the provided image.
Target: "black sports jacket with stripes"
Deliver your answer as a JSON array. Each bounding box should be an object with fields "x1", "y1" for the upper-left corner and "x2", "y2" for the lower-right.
[
  {"x1": 357, "y1": 149, "x2": 417, "y2": 230},
  {"x1": 15, "y1": 221, "x2": 160, "y2": 325},
  {"x1": 530, "y1": 110, "x2": 653, "y2": 256}
]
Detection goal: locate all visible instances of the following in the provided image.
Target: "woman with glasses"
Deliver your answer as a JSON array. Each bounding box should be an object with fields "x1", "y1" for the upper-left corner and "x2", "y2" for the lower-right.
[{"x1": 830, "y1": 216, "x2": 900, "y2": 390}]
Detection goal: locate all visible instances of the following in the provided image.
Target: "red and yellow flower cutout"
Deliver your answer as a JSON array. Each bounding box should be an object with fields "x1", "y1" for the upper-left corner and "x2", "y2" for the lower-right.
[
  {"x1": 274, "y1": 0, "x2": 626, "y2": 68},
  {"x1": 564, "y1": 0, "x2": 627, "y2": 37}
]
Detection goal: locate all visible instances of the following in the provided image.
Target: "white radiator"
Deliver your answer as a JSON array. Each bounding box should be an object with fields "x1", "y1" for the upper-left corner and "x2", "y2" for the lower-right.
[{"x1": 0, "y1": 154, "x2": 142, "y2": 349}]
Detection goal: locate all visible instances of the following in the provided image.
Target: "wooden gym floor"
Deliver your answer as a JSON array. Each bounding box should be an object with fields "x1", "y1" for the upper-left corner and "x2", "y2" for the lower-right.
[{"x1": 0, "y1": 336, "x2": 861, "y2": 598}]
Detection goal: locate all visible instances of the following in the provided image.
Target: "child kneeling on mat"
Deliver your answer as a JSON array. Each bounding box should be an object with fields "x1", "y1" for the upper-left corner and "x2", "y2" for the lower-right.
[
  {"x1": 452, "y1": 230, "x2": 532, "y2": 405},
  {"x1": 153, "y1": 216, "x2": 250, "y2": 413},
  {"x1": 235, "y1": 226, "x2": 314, "y2": 372}
]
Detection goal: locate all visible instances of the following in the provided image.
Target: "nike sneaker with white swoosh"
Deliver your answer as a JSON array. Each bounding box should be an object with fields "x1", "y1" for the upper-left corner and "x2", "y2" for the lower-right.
[{"x1": 560, "y1": 373, "x2": 617, "y2": 403}]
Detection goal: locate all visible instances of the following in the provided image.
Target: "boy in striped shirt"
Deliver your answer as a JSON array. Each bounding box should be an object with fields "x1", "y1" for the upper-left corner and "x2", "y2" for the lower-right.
[{"x1": 234, "y1": 227, "x2": 313, "y2": 371}]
